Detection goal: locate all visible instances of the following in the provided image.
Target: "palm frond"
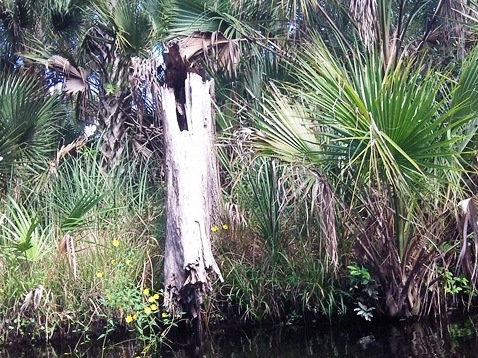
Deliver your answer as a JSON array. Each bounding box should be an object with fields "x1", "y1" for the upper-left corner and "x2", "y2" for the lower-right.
[
  {"x1": 0, "y1": 196, "x2": 51, "y2": 262},
  {"x1": 293, "y1": 35, "x2": 470, "y2": 190},
  {"x1": 450, "y1": 43, "x2": 478, "y2": 153},
  {"x1": 250, "y1": 83, "x2": 322, "y2": 165},
  {"x1": 44, "y1": 0, "x2": 89, "y2": 45},
  {"x1": 160, "y1": 0, "x2": 228, "y2": 39},
  {"x1": 178, "y1": 31, "x2": 240, "y2": 75},
  {"x1": 113, "y1": 0, "x2": 153, "y2": 55},
  {"x1": 48, "y1": 55, "x2": 89, "y2": 93},
  {"x1": 0, "y1": 72, "x2": 61, "y2": 183},
  {"x1": 60, "y1": 192, "x2": 104, "y2": 233}
]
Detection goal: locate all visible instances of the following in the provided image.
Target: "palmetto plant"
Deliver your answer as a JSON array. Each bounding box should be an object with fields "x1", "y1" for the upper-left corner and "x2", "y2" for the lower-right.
[
  {"x1": 0, "y1": 196, "x2": 51, "y2": 263},
  {"x1": 248, "y1": 33, "x2": 478, "y2": 317},
  {"x1": 5, "y1": 0, "x2": 161, "y2": 170},
  {"x1": 0, "y1": 72, "x2": 61, "y2": 193},
  {"x1": 161, "y1": 0, "x2": 478, "y2": 320}
]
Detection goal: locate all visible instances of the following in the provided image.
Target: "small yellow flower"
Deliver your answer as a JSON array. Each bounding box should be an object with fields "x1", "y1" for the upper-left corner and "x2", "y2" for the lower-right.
[
  {"x1": 222, "y1": 224, "x2": 229, "y2": 230},
  {"x1": 133, "y1": 314, "x2": 138, "y2": 320},
  {"x1": 161, "y1": 311, "x2": 169, "y2": 318},
  {"x1": 144, "y1": 306, "x2": 152, "y2": 314},
  {"x1": 126, "y1": 259, "x2": 132, "y2": 266},
  {"x1": 150, "y1": 304, "x2": 158, "y2": 311},
  {"x1": 110, "y1": 259, "x2": 116, "y2": 265},
  {"x1": 148, "y1": 296, "x2": 155, "y2": 303},
  {"x1": 143, "y1": 288, "x2": 150, "y2": 296},
  {"x1": 152, "y1": 293, "x2": 160, "y2": 301},
  {"x1": 125, "y1": 315, "x2": 134, "y2": 323},
  {"x1": 211, "y1": 225, "x2": 219, "y2": 232},
  {"x1": 112, "y1": 239, "x2": 120, "y2": 247},
  {"x1": 96, "y1": 271, "x2": 104, "y2": 278}
]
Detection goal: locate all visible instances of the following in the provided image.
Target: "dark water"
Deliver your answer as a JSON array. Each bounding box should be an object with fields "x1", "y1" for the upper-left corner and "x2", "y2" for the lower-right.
[{"x1": 2, "y1": 315, "x2": 478, "y2": 357}]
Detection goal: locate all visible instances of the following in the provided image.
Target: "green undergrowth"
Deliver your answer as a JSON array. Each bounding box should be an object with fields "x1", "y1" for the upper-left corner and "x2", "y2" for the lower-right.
[
  {"x1": 1, "y1": 146, "x2": 476, "y2": 351},
  {"x1": 216, "y1": 240, "x2": 346, "y2": 326},
  {"x1": 0, "y1": 147, "x2": 170, "y2": 350}
]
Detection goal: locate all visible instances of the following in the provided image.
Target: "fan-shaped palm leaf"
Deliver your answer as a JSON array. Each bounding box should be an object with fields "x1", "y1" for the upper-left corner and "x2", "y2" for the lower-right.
[
  {"x1": 0, "y1": 196, "x2": 51, "y2": 262},
  {"x1": 450, "y1": 42, "x2": 478, "y2": 153},
  {"x1": 111, "y1": 0, "x2": 154, "y2": 56},
  {"x1": 0, "y1": 72, "x2": 61, "y2": 187},
  {"x1": 251, "y1": 83, "x2": 321, "y2": 165},
  {"x1": 253, "y1": 35, "x2": 477, "y2": 195},
  {"x1": 157, "y1": 0, "x2": 292, "y2": 76},
  {"x1": 59, "y1": 192, "x2": 104, "y2": 233}
]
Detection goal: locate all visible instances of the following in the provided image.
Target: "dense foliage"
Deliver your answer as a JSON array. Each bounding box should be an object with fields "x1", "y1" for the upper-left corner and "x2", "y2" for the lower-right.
[{"x1": 1, "y1": 0, "x2": 478, "y2": 352}]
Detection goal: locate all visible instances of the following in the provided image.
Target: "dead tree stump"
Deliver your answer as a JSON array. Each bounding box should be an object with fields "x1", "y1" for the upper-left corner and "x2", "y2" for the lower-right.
[{"x1": 161, "y1": 71, "x2": 223, "y2": 328}]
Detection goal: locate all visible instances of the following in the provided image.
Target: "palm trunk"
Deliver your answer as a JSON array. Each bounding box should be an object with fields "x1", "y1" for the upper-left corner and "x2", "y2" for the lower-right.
[
  {"x1": 97, "y1": 55, "x2": 131, "y2": 170},
  {"x1": 350, "y1": 0, "x2": 377, "y2": 49},
  {"x1": 99, "y1": 92, "x2": 129, "y2": 170}
]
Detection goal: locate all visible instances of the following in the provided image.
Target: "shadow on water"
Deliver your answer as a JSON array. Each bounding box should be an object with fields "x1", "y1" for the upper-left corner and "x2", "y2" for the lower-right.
[{"x1": 2, "y1": 314, "x2": 478, "y2": 357}]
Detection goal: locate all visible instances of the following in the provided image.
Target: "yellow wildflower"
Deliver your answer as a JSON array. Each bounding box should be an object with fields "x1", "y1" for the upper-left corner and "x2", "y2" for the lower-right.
[
  {"x1": 161, "y1": 311, "x2": 169, "y2": 318},
  {"x1": 150, "y1": 304, "x2": 158, "y2": 311},
  {"x1": 110, "y1": 259, "x2": 116, "y2": 265},
  {"x1": 112, "y1": 239, "x2": 120, "y2": 247},
  {"x1": 133, "y1": 314, "x2": 138, "y2": 320},
  {"x1": 152, "y1": 293, "x2": 160, "y2": 301},
  {"x1": 125, "y1": 315, "x2": 134, "y2": 323},
  {"x1": 222, "y1": 224, "x2": 229, "y2": 230},
  {"x1": 211, "y1": 225, "x2": 219, "y2": 232},
  {"x1": 96, "y1": 271, "x2": 104, "y2": 278},
  {"x1": 143, "y1": 288, "x2": 150, "y2": 296},
  {"x1": 126, "y1": 259, "x2": 132, "y2": 266},
  {"x1": 144, "y1": 306, "x2": 152, "y2": 314}
]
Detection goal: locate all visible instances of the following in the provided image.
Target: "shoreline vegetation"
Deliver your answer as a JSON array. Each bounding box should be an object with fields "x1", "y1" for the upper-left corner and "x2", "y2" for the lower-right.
[
  {"x1": 1, "y1": 147, "x2": 477, "y2": 353},
  {"x1": 2, "y1": 0, "x2": 478, "y2": 355}
]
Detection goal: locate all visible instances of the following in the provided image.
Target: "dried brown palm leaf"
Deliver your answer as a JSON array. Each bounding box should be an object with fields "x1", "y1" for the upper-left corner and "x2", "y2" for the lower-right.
[
  {"x1": 49, "y1": 137, "x2": 88, "y2": 176},
  {"x1": 178, "y1": 31, "x2": 240, "y2": 76},
  {"x1": 224, "y1": 201, "x2": 247, "y2": 230},
  {"x1": 350, "y1": 0, "x2": 377, "y2": 49},
  {"x1": 132, "y1": 134, "x2": 154, "y2": 160},
  {"x1": 130, "y1": 56, "x2": 160, "y2": 85},
  {"x1": 57, "y1": 137, "x2": 87, "y2": 163},
  {"x1": 47, "y1": 55, "x2": 89, "y2": 93},
  {"x1": 310, "y1": 169, "x2": 338, "y2": 271},
  {"x1": 457, "y1": 195, "x2": 478, "y2": 278},
  {"x1": 58, "y1": 233, "x2": 77, "y2": 280},
  {"x1": 20, "y1": 284, "x2": 45, "y2": 312}
]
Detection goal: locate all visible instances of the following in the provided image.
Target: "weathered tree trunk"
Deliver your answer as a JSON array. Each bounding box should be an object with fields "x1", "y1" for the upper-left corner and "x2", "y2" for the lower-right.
[{"x1": 161, "y1": 72, "x2": 223, "y2": 325}]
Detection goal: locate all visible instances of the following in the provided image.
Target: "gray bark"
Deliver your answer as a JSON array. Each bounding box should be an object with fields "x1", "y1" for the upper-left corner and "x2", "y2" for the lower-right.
[{"x1": 161, "y1": 73, "x2": 223, "y2": 318}]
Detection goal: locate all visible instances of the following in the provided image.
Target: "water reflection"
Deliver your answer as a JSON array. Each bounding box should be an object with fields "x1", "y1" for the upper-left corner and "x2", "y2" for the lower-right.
[{"x1": 2, "y1": 315, "x2": 478, "y2": 357}]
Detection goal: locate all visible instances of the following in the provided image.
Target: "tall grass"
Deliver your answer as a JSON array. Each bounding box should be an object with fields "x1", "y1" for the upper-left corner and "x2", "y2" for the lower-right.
[
  {"x1": 0, "y1": 145, "x2": 166, "y2": 345},
  {"x1": 219, "y1": 236, "x2": 345, "y2": 324},
  {"x1": 217, "y1": 153, "x2": 345, "y2": 324}
]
